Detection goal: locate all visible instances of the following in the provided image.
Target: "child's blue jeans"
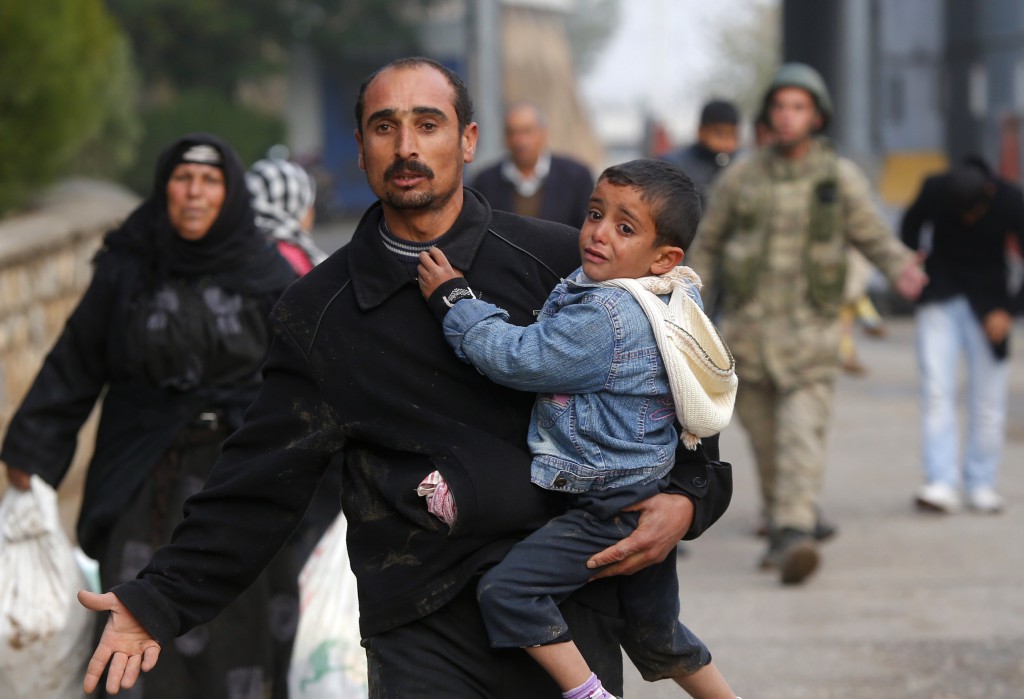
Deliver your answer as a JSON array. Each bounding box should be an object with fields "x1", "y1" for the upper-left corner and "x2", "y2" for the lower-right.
[{"x1": 477, "y1": 479, "x2": 712, "y2": 681}]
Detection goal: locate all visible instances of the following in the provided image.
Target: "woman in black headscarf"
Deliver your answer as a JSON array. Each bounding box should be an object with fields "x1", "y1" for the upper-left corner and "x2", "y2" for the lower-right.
[{"x1": 1, "y1": 133, "x2": 298, "y2": 698}]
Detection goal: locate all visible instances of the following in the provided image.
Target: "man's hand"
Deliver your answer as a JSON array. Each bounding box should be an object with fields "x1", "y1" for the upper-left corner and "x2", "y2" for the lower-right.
[
  {"x1": 983, "y1": 308, "x2": 1013, "y2": 344},
  {"x1": 4, "y1": 465, "x2": 31, "y2": 490},
  {"x1": 417, "y1": 247, "x2": 463, "y2": 299},
  {"x1": 896, "y1": 258, "x2": 928, "y2": 301},
  {"x1": 586, "y1": 493, "x2": 694, "y2": 578},
  {"x1": 79, "y1": 590, "x2": 161, "y2": 695}
]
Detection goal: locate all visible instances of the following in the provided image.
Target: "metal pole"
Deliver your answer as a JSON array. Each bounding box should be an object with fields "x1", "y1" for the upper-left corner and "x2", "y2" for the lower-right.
[
  {"x1": 840, "y1": 0, "x2": 875, "y2": 170},
  {"x1": 468, "y1": 0, "x2": 504, "y2": 174}
]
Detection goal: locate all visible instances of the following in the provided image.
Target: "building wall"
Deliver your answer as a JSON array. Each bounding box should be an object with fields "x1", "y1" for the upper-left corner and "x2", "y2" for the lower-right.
[
  {"x1": 945, "y1": 0, "x2": 1024, "y2": 167},
  {"x1": 0, "y1": 179, "x2": 138, "y2": 532}
]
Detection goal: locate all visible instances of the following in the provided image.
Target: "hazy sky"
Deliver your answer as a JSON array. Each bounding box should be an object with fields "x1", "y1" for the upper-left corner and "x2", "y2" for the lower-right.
[{"x1": 580, "y1": 0, "x2": 774, "y2": 134}]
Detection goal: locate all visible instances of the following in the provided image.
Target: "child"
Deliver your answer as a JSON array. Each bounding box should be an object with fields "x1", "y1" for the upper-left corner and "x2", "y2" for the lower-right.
[{"x1": 416, "y1": 159, "x2": 740, "y2": 699}]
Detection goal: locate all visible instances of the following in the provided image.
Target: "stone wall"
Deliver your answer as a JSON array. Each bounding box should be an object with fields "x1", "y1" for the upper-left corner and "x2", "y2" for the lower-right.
[{"x1": 0, "y1": 178, "x2": 139, "y2": 531}]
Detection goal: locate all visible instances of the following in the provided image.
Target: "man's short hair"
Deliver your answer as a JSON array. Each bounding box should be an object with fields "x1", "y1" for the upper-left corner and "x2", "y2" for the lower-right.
[
  {"x1": 699, "y1": 100, "x2": 740, "y2": 127},
  {"x1": 354, "y1": 57, "x2": 475, "y2": 135},
  {"x1": 599, "y1": 159, "x2": 702, "y2": 251}
]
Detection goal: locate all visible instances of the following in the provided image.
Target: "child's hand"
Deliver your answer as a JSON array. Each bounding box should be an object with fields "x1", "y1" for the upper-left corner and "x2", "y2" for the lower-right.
[{"x1": 417, "y1": 247, "x2": 463, "y2": 299}]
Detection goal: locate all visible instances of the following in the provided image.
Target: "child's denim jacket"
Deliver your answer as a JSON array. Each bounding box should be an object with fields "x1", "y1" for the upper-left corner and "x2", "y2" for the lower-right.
[{"x1": 443, "y1": 267, "x2": 702, "y2": 494}]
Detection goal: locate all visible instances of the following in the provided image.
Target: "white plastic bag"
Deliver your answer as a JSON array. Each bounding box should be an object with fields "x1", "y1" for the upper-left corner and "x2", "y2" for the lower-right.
[
  {"x1": 0, "y1": 475, "x2": 91, "y2": 699},
  {"x1": 288, "y1": 513, "x2": 368, "y2": 698}
]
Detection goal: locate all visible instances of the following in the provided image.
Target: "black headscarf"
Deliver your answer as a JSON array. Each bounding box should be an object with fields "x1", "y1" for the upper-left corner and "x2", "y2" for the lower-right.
[{"x1": 104, "y1": 132, "x2": 296, "y2": 293}]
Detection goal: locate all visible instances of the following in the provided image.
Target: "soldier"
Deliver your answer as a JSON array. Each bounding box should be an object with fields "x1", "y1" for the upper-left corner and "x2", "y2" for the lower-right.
[{"x1": 688, "y1": 63, "x2": 927, "y2": 585}]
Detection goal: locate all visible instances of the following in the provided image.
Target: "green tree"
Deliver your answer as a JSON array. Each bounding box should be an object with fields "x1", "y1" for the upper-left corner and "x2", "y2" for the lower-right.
[
  {"x1": 107, "y1": 0, "x2": 441, "y2": 96},
  {"x1": 105, "y1": 0, "x2": 440, "y2": 194},
  {"x1": 0, "y1": 0, "x2": 126, "y2": 215}
]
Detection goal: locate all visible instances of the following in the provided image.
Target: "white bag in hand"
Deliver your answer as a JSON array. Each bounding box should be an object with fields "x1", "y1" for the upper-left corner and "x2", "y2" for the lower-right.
[
  {"x1": 288, "y1": 513, "x2": 368, "y2": 698},
  {"x1": 0, "y1": 475, "x2": 91, "y2": 699}
]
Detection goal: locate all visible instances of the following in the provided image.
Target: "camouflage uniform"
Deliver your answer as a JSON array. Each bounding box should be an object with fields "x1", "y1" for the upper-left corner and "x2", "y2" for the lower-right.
[{"x1": 689, "y1": 137, "x2": 915, "y2": 533}]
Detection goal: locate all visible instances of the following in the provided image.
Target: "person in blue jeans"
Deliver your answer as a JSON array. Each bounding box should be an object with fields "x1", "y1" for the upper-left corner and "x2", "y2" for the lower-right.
[
  {"x1": 417, "y1": 159, "x2": 740, "y2": 699},
  {"x1": 901, "y1": 156, "x2": 1024, "y2": 514}
]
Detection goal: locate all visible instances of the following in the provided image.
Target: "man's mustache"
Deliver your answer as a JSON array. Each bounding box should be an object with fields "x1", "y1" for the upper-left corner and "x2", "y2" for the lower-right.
[{"x1": 384, "y1": 158, "x2": 434, "y2": 180}]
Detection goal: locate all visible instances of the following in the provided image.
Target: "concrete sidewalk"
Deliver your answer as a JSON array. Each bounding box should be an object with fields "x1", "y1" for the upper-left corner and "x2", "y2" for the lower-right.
[{"x1": 625, "y1": 318, "x2": 1024, "y2": 698}]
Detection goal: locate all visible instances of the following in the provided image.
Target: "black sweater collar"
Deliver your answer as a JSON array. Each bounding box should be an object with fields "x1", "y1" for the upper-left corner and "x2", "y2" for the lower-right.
[{"x1": 347, "y1": 188, "x2": 492, "y2": 311}]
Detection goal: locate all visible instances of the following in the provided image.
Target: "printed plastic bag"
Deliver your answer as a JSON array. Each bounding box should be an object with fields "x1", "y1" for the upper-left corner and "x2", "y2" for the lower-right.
[
  {"x1": 288, "y1": 513, "x2": 368, "y2": 698},
  {"x1": 0, "y1": 475, "x2": 91, "y2": 699}
]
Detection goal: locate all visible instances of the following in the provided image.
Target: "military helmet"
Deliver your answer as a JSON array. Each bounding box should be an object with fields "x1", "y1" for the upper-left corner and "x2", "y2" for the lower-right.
[{"x1": 761, "y1": 62, "x2": 833, "y2": 131}]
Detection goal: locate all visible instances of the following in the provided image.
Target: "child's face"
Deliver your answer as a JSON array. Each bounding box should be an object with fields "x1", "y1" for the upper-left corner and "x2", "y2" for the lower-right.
[{"x1": 579, "y1": 180, "x2": 681, "y2": 282}]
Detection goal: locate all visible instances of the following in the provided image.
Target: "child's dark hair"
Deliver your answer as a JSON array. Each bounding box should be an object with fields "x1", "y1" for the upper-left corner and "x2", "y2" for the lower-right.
[{"x1": 598, "y1": 159, "x2": 702, "y2": 251}]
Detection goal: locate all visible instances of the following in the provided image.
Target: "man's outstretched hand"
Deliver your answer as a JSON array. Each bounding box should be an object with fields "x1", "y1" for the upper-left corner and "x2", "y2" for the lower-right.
[{"x1": 78, "y1": 590, "x2": 161, "y2": 695}]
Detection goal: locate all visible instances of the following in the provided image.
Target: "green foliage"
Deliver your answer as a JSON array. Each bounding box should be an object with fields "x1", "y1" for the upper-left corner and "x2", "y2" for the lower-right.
[
  {"x1": 107, "y1": 0, "x2": 439, "y2": 95},
  {"x1": 122, "y1": 89, "x2": 284, "y2": 196},
  {"x1": 68, "y1": 35, "x2": 144, "y2": 180},
  {"x1": 0, "y1": 0, "x2": 122, "y2": 215},
  {"x1": 106, "y1": 0, "x2": 289, "y2": 93}
]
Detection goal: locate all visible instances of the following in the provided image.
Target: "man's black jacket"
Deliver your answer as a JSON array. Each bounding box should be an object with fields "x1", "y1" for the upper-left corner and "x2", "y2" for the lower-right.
[{"x1": 115, "y1": 188, "x2": 733, "y2": 642}]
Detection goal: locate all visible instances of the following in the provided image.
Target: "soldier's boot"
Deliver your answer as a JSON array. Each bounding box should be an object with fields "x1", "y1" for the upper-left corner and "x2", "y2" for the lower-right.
[
  {"x1": 758, "y1": 511, "x2": 837, "y2": 542},
  {"x1": 761, "y1": 527, "x2": 819, "y2": 585}
]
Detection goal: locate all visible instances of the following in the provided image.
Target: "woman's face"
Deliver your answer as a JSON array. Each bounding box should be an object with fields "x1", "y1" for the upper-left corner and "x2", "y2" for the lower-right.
[{"x1": 166, "y1": 163, "x2": 227, "y2": 240}]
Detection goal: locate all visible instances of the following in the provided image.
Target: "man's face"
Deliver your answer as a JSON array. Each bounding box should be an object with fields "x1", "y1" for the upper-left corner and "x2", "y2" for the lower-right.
[
  {"x1": 579, "y1": 179, "x2": 679, "y2": 282},
  {"x1": 165, "y1": 163, "x2": 226, "y2": 241},
  {"x1": 355, "y1": 65, "x2": 478, "y2": 212},
  {"x1": 697, "y1": 123, "x2": 739, "y2": 156},
  {"x1": 505, "y1": 105, "x2": 547, "y2": 172},
  {"x1": 768, "y1": 87, "x2": 821, "y2": 149}
]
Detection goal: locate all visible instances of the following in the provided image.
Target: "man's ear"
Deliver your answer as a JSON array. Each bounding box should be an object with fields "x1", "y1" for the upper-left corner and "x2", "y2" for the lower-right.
[
  {"x1": 463, "y1": 122, "x2": 479, "y2": 164},
  {"x1": 650, "y1": 247, "x2": 685, "y2": 275}
]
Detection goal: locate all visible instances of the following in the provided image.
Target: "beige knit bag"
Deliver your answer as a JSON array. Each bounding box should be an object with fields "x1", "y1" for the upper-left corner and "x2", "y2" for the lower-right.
[{"x1": 600, "y1": 267, "x2": 737, "y2": 449}]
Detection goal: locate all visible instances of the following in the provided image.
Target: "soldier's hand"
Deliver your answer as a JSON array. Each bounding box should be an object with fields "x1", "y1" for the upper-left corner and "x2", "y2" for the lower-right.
[
  {"x1": 895, "y1": 259, "x2": 928, "y2": 301},
  {"x1": 983, "y1": 309, "x2": 1013, "y2": 344},
  {"x1": 417, "y1": 247, "x2": 463, "y2": 299}
]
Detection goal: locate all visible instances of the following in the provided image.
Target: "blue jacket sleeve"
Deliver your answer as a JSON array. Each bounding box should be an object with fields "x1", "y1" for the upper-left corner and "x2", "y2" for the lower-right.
[{"x1": 443, "y1": 296, "x2": 616, "y2": 395}]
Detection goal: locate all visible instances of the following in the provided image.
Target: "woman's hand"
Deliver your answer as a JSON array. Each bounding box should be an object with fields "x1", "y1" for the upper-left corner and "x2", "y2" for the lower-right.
[
  {"x1": 417, "y1": 247, "x2": 463, "y2": 299},
  {"x1": 4, "y1": 465, "x2": 31, "y2": 491},
  {"x1": 79, "y1": 591, "x2": 161, "y2": 695},
  {"x1": 586, "y1": 492, "x2": 694, "y2": 578}
]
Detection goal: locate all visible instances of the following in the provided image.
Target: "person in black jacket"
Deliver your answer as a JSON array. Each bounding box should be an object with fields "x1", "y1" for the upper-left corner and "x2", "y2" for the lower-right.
[
  {"x1": 662, "y1": 99, "x2": 741, "y2": 207},
  {"x1": 76, "y1": 57, "x2": 733, "y2": 698},
  {"x1": 471, "y1": 101, "x2": 595, "y2": 228},
  {"x1": 901, "y1": 157, "x2": 1024, "y2": 515},
  {"x1": 1, "y1": 133, "x2": 298, "y2": 698}
]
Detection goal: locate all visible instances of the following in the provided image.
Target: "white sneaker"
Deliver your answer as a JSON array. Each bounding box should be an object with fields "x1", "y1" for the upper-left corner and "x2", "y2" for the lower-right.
[
  {"x1": 967, "y1": 487, "x2": 1004, "y2": 513},
  {"x1": 915, "y1": 483, "x2": 961, "y2": 513}
]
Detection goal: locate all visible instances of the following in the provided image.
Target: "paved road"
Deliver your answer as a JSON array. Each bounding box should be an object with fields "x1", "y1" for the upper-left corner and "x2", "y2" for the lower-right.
[{"x1": 625, "y1": 319, "x2": 1024, "y2": 699}]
